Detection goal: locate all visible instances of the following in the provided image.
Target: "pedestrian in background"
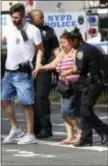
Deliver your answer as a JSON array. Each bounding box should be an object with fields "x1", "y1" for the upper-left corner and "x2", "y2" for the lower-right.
[
  {"x1": 1, "y1": 3, "x2": 44, "y2": 144},
  {"x1": 30, "y1": 9, "x2": 60, "y2": 138}
]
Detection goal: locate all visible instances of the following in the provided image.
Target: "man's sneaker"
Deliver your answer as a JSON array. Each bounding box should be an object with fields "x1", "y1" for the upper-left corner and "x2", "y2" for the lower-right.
[
  {"x1": 3, "y1": 128, "x2": 25, "y2": 144},
  {"x1": 17, "y1": 134, "x2": 37, "y2": 144}
]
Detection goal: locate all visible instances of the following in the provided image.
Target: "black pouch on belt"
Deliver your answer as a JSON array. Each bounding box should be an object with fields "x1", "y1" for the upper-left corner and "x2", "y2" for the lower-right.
[{"x1": 18, "y1": 61, "x2": 32, "y2": 75}]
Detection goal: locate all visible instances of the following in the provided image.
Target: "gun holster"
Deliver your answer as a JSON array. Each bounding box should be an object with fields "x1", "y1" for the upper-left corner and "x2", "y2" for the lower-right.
[{"x1": 18, "y1": 61, "x2": 32, "y2": 75}]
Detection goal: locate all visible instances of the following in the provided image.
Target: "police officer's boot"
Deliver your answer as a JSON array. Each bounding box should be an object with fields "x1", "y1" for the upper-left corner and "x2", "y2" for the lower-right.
[
  {"x1": 73, "y1": 138, "x2": 93, "y2": 147},
  {"x1": 73, "y1": 131, "x2": 93, "y2": 147},
  {"x1": 36, "y1": 128, "x2": 53, "y2": 139}
]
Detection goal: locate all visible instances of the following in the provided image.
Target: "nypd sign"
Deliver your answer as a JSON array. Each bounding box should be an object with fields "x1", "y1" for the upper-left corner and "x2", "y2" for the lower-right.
[
  {"x1": 44, "y1": 12, "x2": 86, "y2": 38},
  {"x1": 45, "y1": 14, "x2": 77, "y2": 28},
  {"x1": 2, "y1": 11, "x2": 86, "y2": 39}
]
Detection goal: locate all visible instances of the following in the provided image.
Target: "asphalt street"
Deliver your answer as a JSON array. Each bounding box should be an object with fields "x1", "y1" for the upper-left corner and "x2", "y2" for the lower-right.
[{"x1": 1, "y1": 102, "x2": 108, "y2": 166}]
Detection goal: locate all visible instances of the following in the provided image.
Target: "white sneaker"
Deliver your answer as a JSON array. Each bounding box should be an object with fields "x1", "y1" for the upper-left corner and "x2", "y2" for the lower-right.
[
  {"x1": 17, "y1": 134, "x2": 37, "y2": 145},
  {"x1": 3, "y1": 128, "x2": 25, "y2": 144}
]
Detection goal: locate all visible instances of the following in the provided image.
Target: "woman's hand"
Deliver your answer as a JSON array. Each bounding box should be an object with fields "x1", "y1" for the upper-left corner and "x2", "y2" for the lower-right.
[{"x1": 60, "y1": 69, "x2": 71, "y2": 77}]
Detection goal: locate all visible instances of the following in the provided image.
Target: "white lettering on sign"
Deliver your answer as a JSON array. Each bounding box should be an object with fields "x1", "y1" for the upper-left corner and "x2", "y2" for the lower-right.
[{"x1": 45, "y1": 14, "x2": 77, "y2": 28}]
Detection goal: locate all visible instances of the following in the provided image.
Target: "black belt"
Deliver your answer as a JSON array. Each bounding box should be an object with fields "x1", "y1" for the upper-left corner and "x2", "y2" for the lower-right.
[{"x1": 5, "y1": 69, "x2": 22, "y2": 72}]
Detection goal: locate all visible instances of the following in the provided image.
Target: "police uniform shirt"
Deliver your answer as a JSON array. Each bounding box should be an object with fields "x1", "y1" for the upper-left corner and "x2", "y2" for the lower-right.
[
  {"x1": 76, "y1": 42, "x2": 102, "y2": 76},
  {"x1": 39, "y1": 25, "x2": 59, "y2": 64}
]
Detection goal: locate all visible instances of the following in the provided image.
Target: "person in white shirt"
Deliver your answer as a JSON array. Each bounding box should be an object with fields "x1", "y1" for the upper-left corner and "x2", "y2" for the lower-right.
[{"x1": 1, "y1": 3, "x2": 44, "y2": 144}]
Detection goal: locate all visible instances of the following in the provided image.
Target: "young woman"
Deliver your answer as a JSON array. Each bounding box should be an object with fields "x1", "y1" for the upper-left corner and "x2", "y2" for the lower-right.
[{"x1": 33, "y1": 31, "x2": 82, "y2": 144}]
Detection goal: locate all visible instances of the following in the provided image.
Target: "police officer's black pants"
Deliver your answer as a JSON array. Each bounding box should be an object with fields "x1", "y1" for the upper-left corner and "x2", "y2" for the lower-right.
[
  {"x1": 80, "y1": 83, "x2": 108, "y2": 141},
  {"x1": 33, "y1": 71, "x2": 52, "y2": 135}
]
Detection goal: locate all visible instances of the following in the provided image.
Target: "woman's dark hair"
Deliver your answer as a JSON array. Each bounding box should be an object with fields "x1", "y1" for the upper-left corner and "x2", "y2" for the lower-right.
[
  {"x1": 70, "y1": 27, "x2": 83, "y2": 41},
  {"x1": 60, "y1": 30, "x2": 73, "y2": 40},
  {"x1": 10, "y1": 3, "x2": 25, "y2": 16}
]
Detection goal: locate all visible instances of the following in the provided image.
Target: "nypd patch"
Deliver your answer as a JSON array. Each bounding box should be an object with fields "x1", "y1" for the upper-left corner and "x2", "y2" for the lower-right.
[
  {"x1": 42, "y1": 30, "x2": 47, "y2": 37},
  {"x1": 77, "y1": 51, "x2": 84, "y2": 60}
]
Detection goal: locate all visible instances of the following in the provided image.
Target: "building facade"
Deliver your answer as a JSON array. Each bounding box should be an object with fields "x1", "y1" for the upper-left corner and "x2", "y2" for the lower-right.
[{"x1": 2, "y1": 1, "x2": 100, "y2": 12}]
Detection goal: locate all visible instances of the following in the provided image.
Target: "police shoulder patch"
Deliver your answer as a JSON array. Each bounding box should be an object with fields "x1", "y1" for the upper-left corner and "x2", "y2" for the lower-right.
[
  {"x1": 76, "y1": 51, "x2": 84, "y2": 60},
  {"x1": 42, "y1": 30, "x2": 47, "y2": 37}
]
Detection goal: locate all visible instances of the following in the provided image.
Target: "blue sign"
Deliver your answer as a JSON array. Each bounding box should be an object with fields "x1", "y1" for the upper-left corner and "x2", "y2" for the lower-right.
[
  {"x1": 2, "y1": 16, "x2": 7, "y2": 25},
  {"x1": 2, "y1": 15, "x2": 31, "y2": 26},
  {"x1": 45, "y1": 14, "x2": 77, "y2": 28},
  {"x1": 25, "y1": 17, "x2": 31, "y2": 23}
]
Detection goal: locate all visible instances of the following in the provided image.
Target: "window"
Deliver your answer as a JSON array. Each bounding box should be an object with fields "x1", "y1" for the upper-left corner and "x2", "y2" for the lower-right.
[
  {"x1": 99, "y1": 16, "x2": 108, "y2": 28},
  {"x1": 100, "y1": 0, "x2": 108, "y2": 4},
  {"x1": 99, "y1": 15, "x2": 108, "y2": 41}
]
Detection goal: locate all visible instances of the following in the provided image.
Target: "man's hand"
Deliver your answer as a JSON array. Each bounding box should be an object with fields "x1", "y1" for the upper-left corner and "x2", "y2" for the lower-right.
[
  {"x1": 32, "y1": 68, "x2": 40, "y2": 78},
  {"x1": 35, "y1": 63, "x2": 42, "y2": 70},
  {"x1": 32, "y1": 64, "x2": 42, "y2": 78}
]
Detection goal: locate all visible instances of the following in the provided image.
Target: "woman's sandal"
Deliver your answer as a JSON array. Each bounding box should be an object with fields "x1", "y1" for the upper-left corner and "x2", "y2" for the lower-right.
[{"x1": 57, "y1": 137, "x2": 76, "y2": 145}]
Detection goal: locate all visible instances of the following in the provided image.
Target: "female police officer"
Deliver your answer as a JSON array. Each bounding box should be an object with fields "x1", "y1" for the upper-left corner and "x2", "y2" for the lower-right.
[{"x1": 66, "y1": 28, "x2": 108, "y2": 146}]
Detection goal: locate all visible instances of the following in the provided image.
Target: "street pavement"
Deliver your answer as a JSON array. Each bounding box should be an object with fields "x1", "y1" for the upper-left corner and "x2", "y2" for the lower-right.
[{"x1": 1, "y1": 102, "x2": 108, "y2": 166}]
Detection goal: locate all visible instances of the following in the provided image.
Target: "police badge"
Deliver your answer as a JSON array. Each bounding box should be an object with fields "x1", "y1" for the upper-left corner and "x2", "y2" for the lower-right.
[
  {"x1": 42, "y1": 30, "x2": 47, "y2": 37},
  {"x1": 77, "y1": 51, "x2": 84, "y2": 60}
]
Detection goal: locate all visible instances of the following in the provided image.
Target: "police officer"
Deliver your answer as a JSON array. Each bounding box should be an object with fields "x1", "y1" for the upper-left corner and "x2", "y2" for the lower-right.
[
  {"x1": 69, "y1": 28, "x2": 108, "y2": 146},
  {"x1": 30, "y1": 9, "x2": 60, "y2": 138}
]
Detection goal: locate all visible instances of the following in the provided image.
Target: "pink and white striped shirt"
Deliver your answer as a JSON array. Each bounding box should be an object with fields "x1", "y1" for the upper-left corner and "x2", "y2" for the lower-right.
[{"x1": 56, "y1": 49, "x2": 80, "y2": 82}]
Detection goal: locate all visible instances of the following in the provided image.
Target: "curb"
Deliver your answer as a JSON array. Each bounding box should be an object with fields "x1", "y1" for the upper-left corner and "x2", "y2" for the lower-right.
[
  {"x1": 94, "y1": 105, "x2": 108, "y2": 112},
  {"x1": 51, "y1": 102, "x2": 108, "y2": 112},
  {"x1": 13, "y1": 100, "x2": 108, "y2": 112}
]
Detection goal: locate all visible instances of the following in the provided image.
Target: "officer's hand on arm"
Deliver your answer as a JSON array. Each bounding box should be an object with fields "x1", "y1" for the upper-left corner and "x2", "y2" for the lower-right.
[
  {"x1": 60, "y1": 69, "x2": 73, "y2": 77},
  {"x1": 61, "y1": 51, "x2": 85, "y2": 75},
  {"x1": 60, "y1": 67, "x2": 80, "y2": 79}
]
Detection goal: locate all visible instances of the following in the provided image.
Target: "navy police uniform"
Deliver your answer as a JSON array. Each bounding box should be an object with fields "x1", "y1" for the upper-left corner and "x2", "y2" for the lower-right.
[
  {"x1": 75, "y1": 42, "x2": 108, "y2": 146},
  {"x1": 33, "y1": 25, "x2": 59, "y2": 138}
]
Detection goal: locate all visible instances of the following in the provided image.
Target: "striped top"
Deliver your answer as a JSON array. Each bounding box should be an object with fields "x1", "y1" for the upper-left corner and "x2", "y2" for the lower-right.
[{"x1": 56, "y1": 49, "x2": 80, "y2": 82}]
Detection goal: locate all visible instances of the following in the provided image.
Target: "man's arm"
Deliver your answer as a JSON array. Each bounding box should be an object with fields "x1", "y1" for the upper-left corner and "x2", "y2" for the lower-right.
[
  {"x1": 32, "y1": 53, "x2": 61, "y2": 78},
  {"x1": 32, "y1": 27, "x2": 44, "y2": 69},
  {"x1": 53, "y1": 47, "x2": 61, "y2": 57},
  {"x1": 35, "y1": 43, "x2": 44, "y2": 70}
]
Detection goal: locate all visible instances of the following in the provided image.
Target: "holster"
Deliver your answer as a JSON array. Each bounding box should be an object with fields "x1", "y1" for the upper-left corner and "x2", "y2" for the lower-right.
[{"x1": 18, "y1": 61, "x2": 32, "y2": 75}]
